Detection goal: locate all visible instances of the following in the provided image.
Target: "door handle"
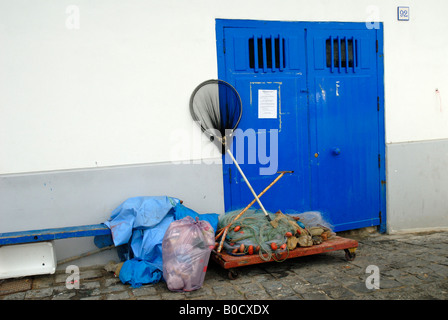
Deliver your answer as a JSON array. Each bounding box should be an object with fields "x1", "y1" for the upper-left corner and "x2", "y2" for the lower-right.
[{"x1": 332, "y1": 148, "x2": 341, "y2": 155}]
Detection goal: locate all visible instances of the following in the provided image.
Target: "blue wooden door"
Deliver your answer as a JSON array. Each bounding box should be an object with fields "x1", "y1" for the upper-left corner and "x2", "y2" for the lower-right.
[
  {"x1": 220, "y1": 24, "x2": 311, "y2": 214},
  {"x1": 216, "y1": 20, "x2": 385, "y2": 232},
  {"x1": 307, "y1": 26, "x2": 383, "y2": 231}
]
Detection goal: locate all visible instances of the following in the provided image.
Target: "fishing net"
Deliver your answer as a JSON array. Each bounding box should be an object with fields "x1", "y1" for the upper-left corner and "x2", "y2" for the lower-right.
[
  {"x1": 286, "y1": 211, "x2": 334, "y2": 231},
  {"x1": 189, "y1": 79, "x2": 242, "y2": 154},
  {"x1": 190, "y1": 79, "x2": 272, "y2": 223},
  {"x1": 217, "y1": 209, "x2": 335, "y2": 262}
]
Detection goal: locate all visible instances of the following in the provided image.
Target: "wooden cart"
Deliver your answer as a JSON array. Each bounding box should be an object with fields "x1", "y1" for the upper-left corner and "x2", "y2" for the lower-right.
[{"x1": 211, "y1": 236, "x2": 358, "y2": 279}]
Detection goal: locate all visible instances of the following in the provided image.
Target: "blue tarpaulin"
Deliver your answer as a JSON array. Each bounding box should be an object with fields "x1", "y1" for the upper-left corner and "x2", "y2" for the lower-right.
[{"x1": 104, "y1": 196, "x2": 218, "y2": 288}]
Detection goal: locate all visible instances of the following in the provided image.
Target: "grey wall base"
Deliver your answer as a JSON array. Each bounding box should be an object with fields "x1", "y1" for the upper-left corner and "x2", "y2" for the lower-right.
[
  {"x1": 386, "y1": 139, "x2": 448, "y2": 233},
  {"x1": 0, "y1": 161, "x2": 225, "y2": 269},
  {"x1": 2, "y1": 138, "x2": 448, "y2": 269}
]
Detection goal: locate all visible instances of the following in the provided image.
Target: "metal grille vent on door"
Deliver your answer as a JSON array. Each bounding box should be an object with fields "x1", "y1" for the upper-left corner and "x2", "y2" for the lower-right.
[
  {"x1": 326, "y1": 37, "x2": 358, "y2": 73},
  {"x1": 248, "y1": 35, "x2": 286, "y2": 72}
]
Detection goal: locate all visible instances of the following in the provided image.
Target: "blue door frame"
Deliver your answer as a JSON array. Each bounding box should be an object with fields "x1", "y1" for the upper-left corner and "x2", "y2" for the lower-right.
[{"x1": 216, "y1": 19, "x2": 386, "y2": 233}]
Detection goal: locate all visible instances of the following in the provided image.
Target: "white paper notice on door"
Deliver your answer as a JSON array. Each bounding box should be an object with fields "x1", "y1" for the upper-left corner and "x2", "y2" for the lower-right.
[{"x1": 258, "y1": 89, "x2": 277, "y2": 119}]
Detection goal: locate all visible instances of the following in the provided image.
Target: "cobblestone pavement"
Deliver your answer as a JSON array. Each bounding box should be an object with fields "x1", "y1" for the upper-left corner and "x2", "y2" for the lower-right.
[{"x1": 1, "y1": 230, "x2": 447, "y2": 301}]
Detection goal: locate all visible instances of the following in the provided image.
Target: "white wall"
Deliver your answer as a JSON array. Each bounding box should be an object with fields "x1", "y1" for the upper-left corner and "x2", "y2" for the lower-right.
[
  {"x1": 384, "y1": 1, "x2": 448, "y2": 143},
  {"x1": 0, "y1": 0, "x2": 220, "y2": 174},
  {"x1": 2, "y1": 0, "x2": 448, "y2": 175}
]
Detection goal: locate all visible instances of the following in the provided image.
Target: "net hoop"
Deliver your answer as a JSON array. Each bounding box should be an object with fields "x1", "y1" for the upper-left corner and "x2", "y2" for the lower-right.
[{"x1": 189, "y1": 79, "x2": 243, "y2": 139}]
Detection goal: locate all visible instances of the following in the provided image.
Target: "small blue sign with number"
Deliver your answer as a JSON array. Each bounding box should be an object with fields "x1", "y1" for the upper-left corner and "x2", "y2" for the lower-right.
[{"x1": 398, "y1": 6, "x2": 409, "y2": 21}]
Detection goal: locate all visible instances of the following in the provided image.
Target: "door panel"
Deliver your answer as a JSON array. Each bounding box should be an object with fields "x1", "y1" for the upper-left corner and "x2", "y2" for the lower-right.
[
  {"x1": 223, "y1": 27, "x2": 310, "y2": 213},
  {"x1": 307, "y1": 29, "x2": 381, "y2": 230}
]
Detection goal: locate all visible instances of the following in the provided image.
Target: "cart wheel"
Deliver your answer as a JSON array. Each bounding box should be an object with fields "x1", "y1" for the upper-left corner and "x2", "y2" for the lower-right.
[
  {"x1": 227, "y1": 268, "x2": 239, "y2": 280},
  {"x1": 344, "y1": 248, "x2": 357, "y2": 261}
]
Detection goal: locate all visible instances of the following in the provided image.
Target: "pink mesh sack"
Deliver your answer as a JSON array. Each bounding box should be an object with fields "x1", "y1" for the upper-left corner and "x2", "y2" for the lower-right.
[{"x1": 162, "y1": 216, "x2": 215, "y2": 292}]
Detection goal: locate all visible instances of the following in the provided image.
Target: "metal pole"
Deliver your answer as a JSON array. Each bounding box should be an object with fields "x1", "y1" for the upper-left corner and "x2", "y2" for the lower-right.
[{"x1": 225, "y1": 149, "x2": 271, "y2": 221}]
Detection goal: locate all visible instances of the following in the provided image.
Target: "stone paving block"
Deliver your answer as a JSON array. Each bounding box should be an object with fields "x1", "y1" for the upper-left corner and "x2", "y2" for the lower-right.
[
  {"x1": 244, "y1": 291, "x2": 272, "y2": 300},
  {"x1": 267, "y1": 269, "x2": 296, "y2": 280},
  {"x1": 104, "y1": 277, "x2": 121, "y2": 287},
  {"x1": 106, "y1": 291, "x2": 130, "y2": 300},
  {"x1": 80, "y1": 280, "x2": 101, "y2": 290},
  {"x1": 288, "y1": 277, "x2": 314, "y2": 294},
  {"x1": 238, "y1": 282, "x2": 264, "y2": 294},
  {"x1": 261, "y1": 280, "x2": 296, "y2": 299},
  {"x1": 399, "y1": 264, "x2": 434, "y2": 276},
  {"x1": 227, "y1": 273, "x2": 255, "y2": 284},
  {"x1": 369, "y1": 288, "x2": 421, "y2": 300},
  {"x1": 415, "y1": 272, "x2": 444, "y2": 282},
  {"x1": 345, "y1": 282, "x2": 377, "y2": 294},
  {"x1": 378, "y1": 278, "x2": 403, "y2": 289},
  {"x1": 81, "y1": 296, "x2": 103, "y2": 300},
  {"x1": 382, "y1": 268, "x2": 408, "y2": 278},
  {"x1": 339, "y1": 264, "x2": 364, "y2": 277},
  {"x1": 53, "y1": 285, "x2": 72, "y2": 295},
  {"x1": 32, "y1": 275, "x2": 54, "y2": 289},
  {"x1": 415, "y1": 252, "x2": 448, "y2": 265},
  {"x1": 303, "y1": 274, "x2": 332, "y2": 285},
  {"x1": 131, "y1": 285, "x2": 158, "y2": 297},
  {"x1": 161, "y1": 292, "x2": 186, "y2": 300},
  {"x1": 135, "y1": 295, "x2": 163, "y2": 300},
  {"x1": 51, "y1": 292, "x2": 76, "y2": 300},
  {"x1": 25, "y1": 288, "x2": 54, "y2": 299},
  {"x1": 55, "y1": 268, "x2": 103, "y2": 284},
  {"x1": 55, "y1": 273, "x2": 68, "y2": 284},
  {"x1": 291, "y1": 266, "x2": 321, "y2": 279},
  {"x1": 80, "y1": 288, "x2": 101, "y2": 297},
  {"x1": 430, "y1": 282, "x2": 448, "y2": 299},
  {"x1": 300, "y1": 290, "x2": 331, "y2": 300},
  {"x1": 347, "y1": 256, "x2": 373, "y2": 269},
  {"x1": 79, "y1": 269, "x2": 104, "y2": 280},
  {"x1": 290, "y1": 281, "x2": 313, "y2": 295},
  {"x1": 184, "y1": 286, "x2": 214, "y2": 299},
  {"x1": 1, "y1": 292, "x2": 26, "y2": 300},
  {"x1": 409, "y1": 288, "x2": 442, "y2": 300},
  {"x1": 395, "y1": 275, "x2": 423, "y2": 286},
  {"x1": 244, "y1": 266, "x2": 272, "y2": 277},
  {"x1": 282, "y1": 295, "x2": 303, "y2": 300},
  {"x1": 251, "y1": 273, "x2": 276, "y2": 283},
  {"x1": 400, "y1": 258, "x2": 432, "y2": 269},
  {"x1": 321, "y1": 285, "x2": 357, "y2": 300},
  {"x1": 426, "y1": 263, "x2": 448, "y2": 277},
  {"x1": 0, "y1": 278, "x2": 32, "y2": 297},
  {"x1": 101, "y1": 283, "x2": 128, "y2": 294},
  {"x1": 212, "y1": 284, "x2": 243, "y2": 299}
]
